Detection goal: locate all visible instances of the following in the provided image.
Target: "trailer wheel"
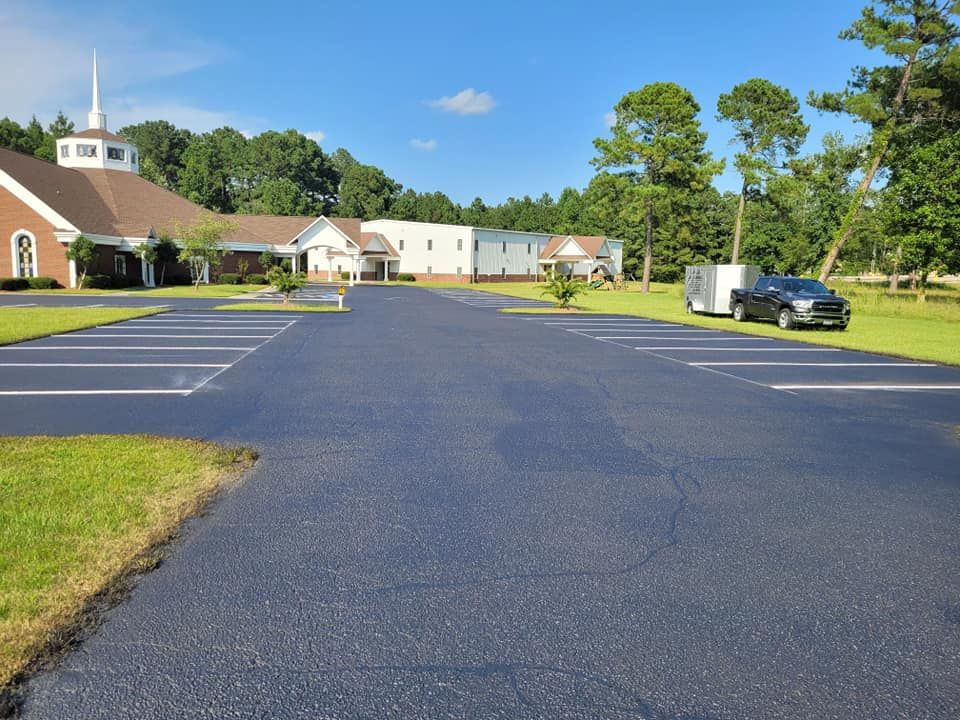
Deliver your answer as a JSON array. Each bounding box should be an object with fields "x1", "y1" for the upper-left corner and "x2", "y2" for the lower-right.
[
  {"x1": 686, "y1": 301, "x2": 694, "y2": 314},
  {"x1": 732, "y1": 302, "x2": 747, "y2": 322},
  {"x1": 777, "y1": 307, "x2": 795, "y2": 330}
]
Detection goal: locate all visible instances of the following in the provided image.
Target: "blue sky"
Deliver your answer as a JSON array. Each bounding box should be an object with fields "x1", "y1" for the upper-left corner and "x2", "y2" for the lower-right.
[{"x1": 1, "y1": 1, "x2": 881, "y2": 204}]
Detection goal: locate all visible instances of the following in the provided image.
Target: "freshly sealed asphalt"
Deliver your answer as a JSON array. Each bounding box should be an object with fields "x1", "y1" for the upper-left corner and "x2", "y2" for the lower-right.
[{"x1": 2, "y1": 286, "x2": 959, "y2": 719}]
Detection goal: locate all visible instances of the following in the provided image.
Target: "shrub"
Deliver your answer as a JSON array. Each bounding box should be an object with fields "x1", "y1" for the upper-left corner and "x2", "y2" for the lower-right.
[
  {"x1": 80, "y1": 274, "x2": 112, "y2": 289},
  {"x1": 0, "y1": 277, "x2": 29, "y2": 291},
  {"x1": 245, "y1": 273, "x2": 267, "y2": 285},
  {"x1": 396, "y1": 273, "x2": 416, "y2": 282},
  {"x1": 541, "y1": 271, "x2": 588, "y2": 308},
  {"x1": 26, "y1": 277, "x2": 60, "y2": 289},
  {"x1": 219, "y1": 272, "x2": 241, "y2": 285},
  {"x1": 341, "y1": 271, "x2": 351, "y2": 281}
]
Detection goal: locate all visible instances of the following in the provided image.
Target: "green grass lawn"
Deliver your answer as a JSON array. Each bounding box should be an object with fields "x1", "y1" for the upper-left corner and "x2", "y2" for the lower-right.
[
  {"x1": 0, "y1": 436, "x2": 256, "y2": 688},
  {"x1": 212, "y1": 303, "x2": 350, "y2": 312},
  {"x1": 444, "y1": 281, "x2": 960, "y2": 366},
  {"x1": 0, "y1": 307, "x2": 163, "y2": 345},
  {"x1": 19, "y1": 284, "x2": 267, "y2": 298}
]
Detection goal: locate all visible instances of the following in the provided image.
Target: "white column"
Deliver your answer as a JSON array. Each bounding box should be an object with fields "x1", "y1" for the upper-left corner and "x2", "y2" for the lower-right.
[
  {"x1": 203, "y1": 261, "x2": 210, "y2": 284},
  {"x1": 140, "y1": 254, "x2": 149, "y2": 286},
  {"x1": 327, "y1": 255, "x2": 333, "y2": 281},
  {"x1": 349, "y1": 257, "x2": 356, "y2": 286},
  {"x1": 68, "y1": 258, "x2": 77, "y2": 288}
]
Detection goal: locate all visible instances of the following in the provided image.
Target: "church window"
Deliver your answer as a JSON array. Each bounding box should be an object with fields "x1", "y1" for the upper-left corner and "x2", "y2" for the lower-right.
[
  {"x1": 60, "y1": 145, "x2": 69, "y2": 158},
  {"x1": 107, "y1": 146, "x2": 126, "y2": 161},
  {"x1": 77, "y1": 144, "x2": 97, "y2": 157}
]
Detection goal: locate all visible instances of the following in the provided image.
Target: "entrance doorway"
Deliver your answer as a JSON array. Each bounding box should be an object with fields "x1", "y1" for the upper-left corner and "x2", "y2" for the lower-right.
[{"x1": 376, "y1": 261, "x2": 387, "y2": 281}]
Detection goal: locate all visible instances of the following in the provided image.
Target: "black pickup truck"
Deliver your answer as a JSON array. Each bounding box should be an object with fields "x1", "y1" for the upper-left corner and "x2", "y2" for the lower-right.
[{"x1": 729, "y1": 276, "x2": 851, "y2": 330}]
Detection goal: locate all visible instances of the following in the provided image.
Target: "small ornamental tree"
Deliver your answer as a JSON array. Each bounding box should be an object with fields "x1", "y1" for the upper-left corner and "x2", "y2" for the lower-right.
[
  {"x1": 541, "y1": 269, "x2": 588, "y2": 308},
  {"x1": 64, "y1": 235, "x2": 98, "y2": 288},
  {"x1": 236, "y1": 257, "x2": 249, "y2": 281},
  {"x1": 266, "y1": 264, "x2": 307, "y2": 304},
  {"x1": 258, "y1": 250, "x2": 274, "y2": 270},
  {"x1": 176, "y1": 215, "x2": 237, "y2": 290},
  {"x1": 153, "y1": 235, "x2": 179, "y2": 286},
  {"x1": 132, "y1": 243, "x2": 157, "y2": 285}
]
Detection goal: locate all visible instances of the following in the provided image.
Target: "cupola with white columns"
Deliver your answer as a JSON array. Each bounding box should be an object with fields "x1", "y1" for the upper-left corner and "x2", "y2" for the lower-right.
[{"x1": 56, "y1": 50, "x2": 140, "y2": 174}]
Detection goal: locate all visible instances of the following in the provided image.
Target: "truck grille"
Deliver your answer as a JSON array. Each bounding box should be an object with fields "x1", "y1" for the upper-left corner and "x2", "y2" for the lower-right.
[{"x1": 812, "y1": 301, "x2": 845, "y2": 312}]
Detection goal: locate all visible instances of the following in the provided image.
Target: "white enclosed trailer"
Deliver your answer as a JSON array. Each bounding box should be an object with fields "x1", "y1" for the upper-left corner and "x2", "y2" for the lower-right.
[{"x1": 684, "y1": 264, "x2": 761, "y2": 315}]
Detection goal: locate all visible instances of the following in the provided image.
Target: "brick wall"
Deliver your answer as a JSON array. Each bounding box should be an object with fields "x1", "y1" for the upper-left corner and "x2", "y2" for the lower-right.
[{"x1": 0, "y1": 186, "x2": 69, "y2": 286}]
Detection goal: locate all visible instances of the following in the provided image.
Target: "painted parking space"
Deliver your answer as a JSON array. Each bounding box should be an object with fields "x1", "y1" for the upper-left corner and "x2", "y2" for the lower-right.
[
  {"x1": 0, "y1": 311, "x2": 300, "y2": 396},
  {"x1": 432, "y1": 288, "x2": 553, "y2": 309},
  {"x1": 521, "y1": 314, "x2": 960, "y2": 393},
  {"x1": 248, "y1": 283, "x2": 341, "y2": 303}
]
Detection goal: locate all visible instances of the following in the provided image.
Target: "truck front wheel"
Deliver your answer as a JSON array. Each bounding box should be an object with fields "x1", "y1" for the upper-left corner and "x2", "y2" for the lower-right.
[
  {"x1": 732, "y1": 302, "x2": 747, "y2": 322},
  {"x1": 777, "y1": 307, "x2": 795, "y2": 330}
]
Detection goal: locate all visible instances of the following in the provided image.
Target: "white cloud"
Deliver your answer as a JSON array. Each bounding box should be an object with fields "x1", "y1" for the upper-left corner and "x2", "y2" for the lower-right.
[
  {"x1": 410, "y1": 138, "x2": 437, "y2": 151},
  {"x1": 304, "y1": 130, "x2": 326, "y2": 143},
  {"x1": 0, "y1": 2, "x2": 231, "y2": 128},
  {"x1": 429, "y1": 88, "x2": 496, "y2": 116},
  {"x1": 604, "y1": 111, "x2": 617, "y2": 129}
]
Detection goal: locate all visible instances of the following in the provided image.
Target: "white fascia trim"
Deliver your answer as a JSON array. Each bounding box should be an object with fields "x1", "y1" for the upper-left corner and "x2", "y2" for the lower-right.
[
  {"x1": 546, "y1": 236, "x2": 591, "y2": 261},
  {"x1": 286, "y1": 215, "x2": 329, "y2": 246},
  {"x1": 365, "y1": 218, "x2": 478, "y2": 233},
  {"x1": 0, "y1": 169, "x2": 79, "y2": 232}
]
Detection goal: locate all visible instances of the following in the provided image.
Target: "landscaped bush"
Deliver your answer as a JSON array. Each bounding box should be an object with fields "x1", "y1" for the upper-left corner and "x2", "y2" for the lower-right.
[
  {"x1": 0, "y1": 277, "x2": 29, "y2": 291},
  {"x1": 26, "y1": 277, "x2": 60, "y2": 289},
  {"x1": 341, "y1": 271, "x2": 351, "y2": 281},
  {"x1": 80, "y1": 274, "x2": 111, "y2": 289},
  {"x1": 219, "y1": 273, "x2": 241, "y2": 285},
  {"x1": 244, "y1": 273, "x2": 266, "y2": 285},
  {"x1": 396, "y1": 273, "x2": 416, "y2": 282}
]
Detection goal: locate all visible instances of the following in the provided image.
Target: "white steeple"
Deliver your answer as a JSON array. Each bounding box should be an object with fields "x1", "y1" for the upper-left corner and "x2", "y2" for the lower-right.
[{"x1": 88, "y1": 49, "x2": 107, "y2": 130}]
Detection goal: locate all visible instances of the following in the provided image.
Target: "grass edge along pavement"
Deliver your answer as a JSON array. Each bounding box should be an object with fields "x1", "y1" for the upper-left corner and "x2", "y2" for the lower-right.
[
  {"x1": 0, "y1": 306, "x2": 164, "y2": 346},
  {"x1": 15, "y1": 284, "x2": 268, "y2": 298},
  {"x1": 436, "y1": 281, "x2": 960, "y2": 367},
  {"x1": 0, "y1": 435, "x2": 257, "y2": 707},
  {"x1": 212, "y1": 303, "x2": 351, "y2": 312}
]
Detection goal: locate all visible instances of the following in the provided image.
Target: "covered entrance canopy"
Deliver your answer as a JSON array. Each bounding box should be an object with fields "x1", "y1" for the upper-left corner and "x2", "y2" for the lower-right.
[{"x1": 538, "y1": 235, "x2": 615, "y2": 279}]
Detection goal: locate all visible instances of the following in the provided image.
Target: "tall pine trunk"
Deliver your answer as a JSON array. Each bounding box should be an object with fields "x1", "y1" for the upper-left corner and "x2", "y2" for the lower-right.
[
  {"x1": 641, "y1": 199, "x2": 654, "y2": 294},
  {"x1": 818, "y1": 48, "x2": 918, "y2": 283},
  {"x1": 731, "y1": 181, "x2": 747, "y2": 264}
]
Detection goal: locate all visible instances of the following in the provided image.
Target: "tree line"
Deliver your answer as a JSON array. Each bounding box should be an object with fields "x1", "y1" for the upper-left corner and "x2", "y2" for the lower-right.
[{"x1": 2, "y1": 1, "x2": 957, "y2": 292}]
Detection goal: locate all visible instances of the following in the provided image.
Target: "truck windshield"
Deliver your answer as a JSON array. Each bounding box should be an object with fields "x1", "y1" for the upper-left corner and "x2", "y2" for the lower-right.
[{"x1": 782, "y1": 279, "x2": 829, "y2": 294}]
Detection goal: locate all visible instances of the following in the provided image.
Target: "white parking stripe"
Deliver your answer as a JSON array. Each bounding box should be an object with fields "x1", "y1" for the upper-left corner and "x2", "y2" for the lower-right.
[
  {"x1": 4, "y1": 303, "x2": 37, "y2": 307},
  {"x1": 634, "y1": 347, "x2": 844, "y2": 352},
  {"x1": 596, "y1": 336, "x2": 774, "y2": 341},
  {"x1": 0, "y1": 389, "x2": 190, "y2": 396},
  {"x1": 130, "y1": 319, "x2": 292, "y2": 324},
  {"x1": 115, "y1": 325, "x2": 290, "y2": 331},
  {"x1": 56, "y1": 333, "x2": 274, "y2": 338},
  {"x1": 158, "y1": 313, "x2": 303, "y2": 319},
  {"x1": 772, "y1": 384, "x2": 960, "y2": 391},
  {"x1": 691, "y1": 362, "x2": 936, "y2": 367},
  {"x1": 0, "y1": 363, "x2": 229, "y2": 368},
  {"x1": 1, "y1": 346, "x2": 256, "y2": 351}
]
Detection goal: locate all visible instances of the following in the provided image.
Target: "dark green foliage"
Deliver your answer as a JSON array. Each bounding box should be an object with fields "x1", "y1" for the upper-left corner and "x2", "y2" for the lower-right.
[
  {"x1": 540, "y1": 270, "x2": 588, "y2": 308},
  {"x1": 0, "y1": 278, "x2": 29, "y2": 291},
  {"x1": 340, "y1": 272, "x2": 351, "y2": 280},
  {"x1": 395, "y1": 273, "x2": 416, "y2": 282},
  {"x1": 26, "y1": 277, "x2": 60, "y2": 289},
  {"x1": 218, "y1": 273, "x2": 241, "y2": 285},
  {"x1": 244, "y1": 273, "x2": 267, "y2": 285}
]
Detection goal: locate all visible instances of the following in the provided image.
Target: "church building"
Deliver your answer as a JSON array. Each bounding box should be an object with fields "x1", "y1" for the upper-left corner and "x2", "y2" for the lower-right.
[{"x1": 0, "y1": 53, "x2": 622, "y2": 288}]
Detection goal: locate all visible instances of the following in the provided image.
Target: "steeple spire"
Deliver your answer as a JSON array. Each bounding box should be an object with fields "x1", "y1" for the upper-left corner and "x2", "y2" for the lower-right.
[{"x1": 88, "y1": 49, "x2": 107, "y2": 130}]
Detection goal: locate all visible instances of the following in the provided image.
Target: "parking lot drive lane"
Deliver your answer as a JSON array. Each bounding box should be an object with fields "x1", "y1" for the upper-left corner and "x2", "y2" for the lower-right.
[{"x1": 2, "y1": 286, "x2": 959, "y2": 719}]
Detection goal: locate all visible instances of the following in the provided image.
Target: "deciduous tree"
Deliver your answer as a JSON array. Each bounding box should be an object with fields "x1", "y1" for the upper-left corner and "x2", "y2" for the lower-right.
[
  {"x1": 65, "y1": 235, "x2": 98, "y2": 288},
  {"x1": 810, "y1": 0, "x2": 960, "y2": 282},
  {"x1": 176, "y1": 215, "x2": 237, "y2": 289}
]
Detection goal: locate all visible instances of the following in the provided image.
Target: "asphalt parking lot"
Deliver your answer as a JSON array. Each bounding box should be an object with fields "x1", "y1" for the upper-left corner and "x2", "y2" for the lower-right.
[
  {"x1": 0, "y1": 311, "x2": 300, "y2": 396},
  {"x1": 517, "y1": 315, "x2": 960, "y2": 393},
  {"x1": 3, "y1": 285, "x2": 959, "y2": 719},
  {"x1": 432, "y1": 287, "x2": 554, "y2": 309}
]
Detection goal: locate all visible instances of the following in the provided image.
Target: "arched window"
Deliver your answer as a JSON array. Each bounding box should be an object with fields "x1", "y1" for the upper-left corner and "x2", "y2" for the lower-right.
[{"x1": 10, "y1": 231, "x2": 37, "y2": 278}]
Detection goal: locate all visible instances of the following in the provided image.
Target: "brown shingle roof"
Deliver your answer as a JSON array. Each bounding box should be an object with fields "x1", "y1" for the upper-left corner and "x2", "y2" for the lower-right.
[
  {"x1": 539, "y1": 235, "x2": 610, "y2": 260},
  {"x1": 65, "y1": 128, "x2": 129, "y2": 143},
  {"x1": 327, "y1": 217, "x2": 362, "y2": 244},
  {"x1": 0, "y1": 147, "x2": 311, "y2": 245}
]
